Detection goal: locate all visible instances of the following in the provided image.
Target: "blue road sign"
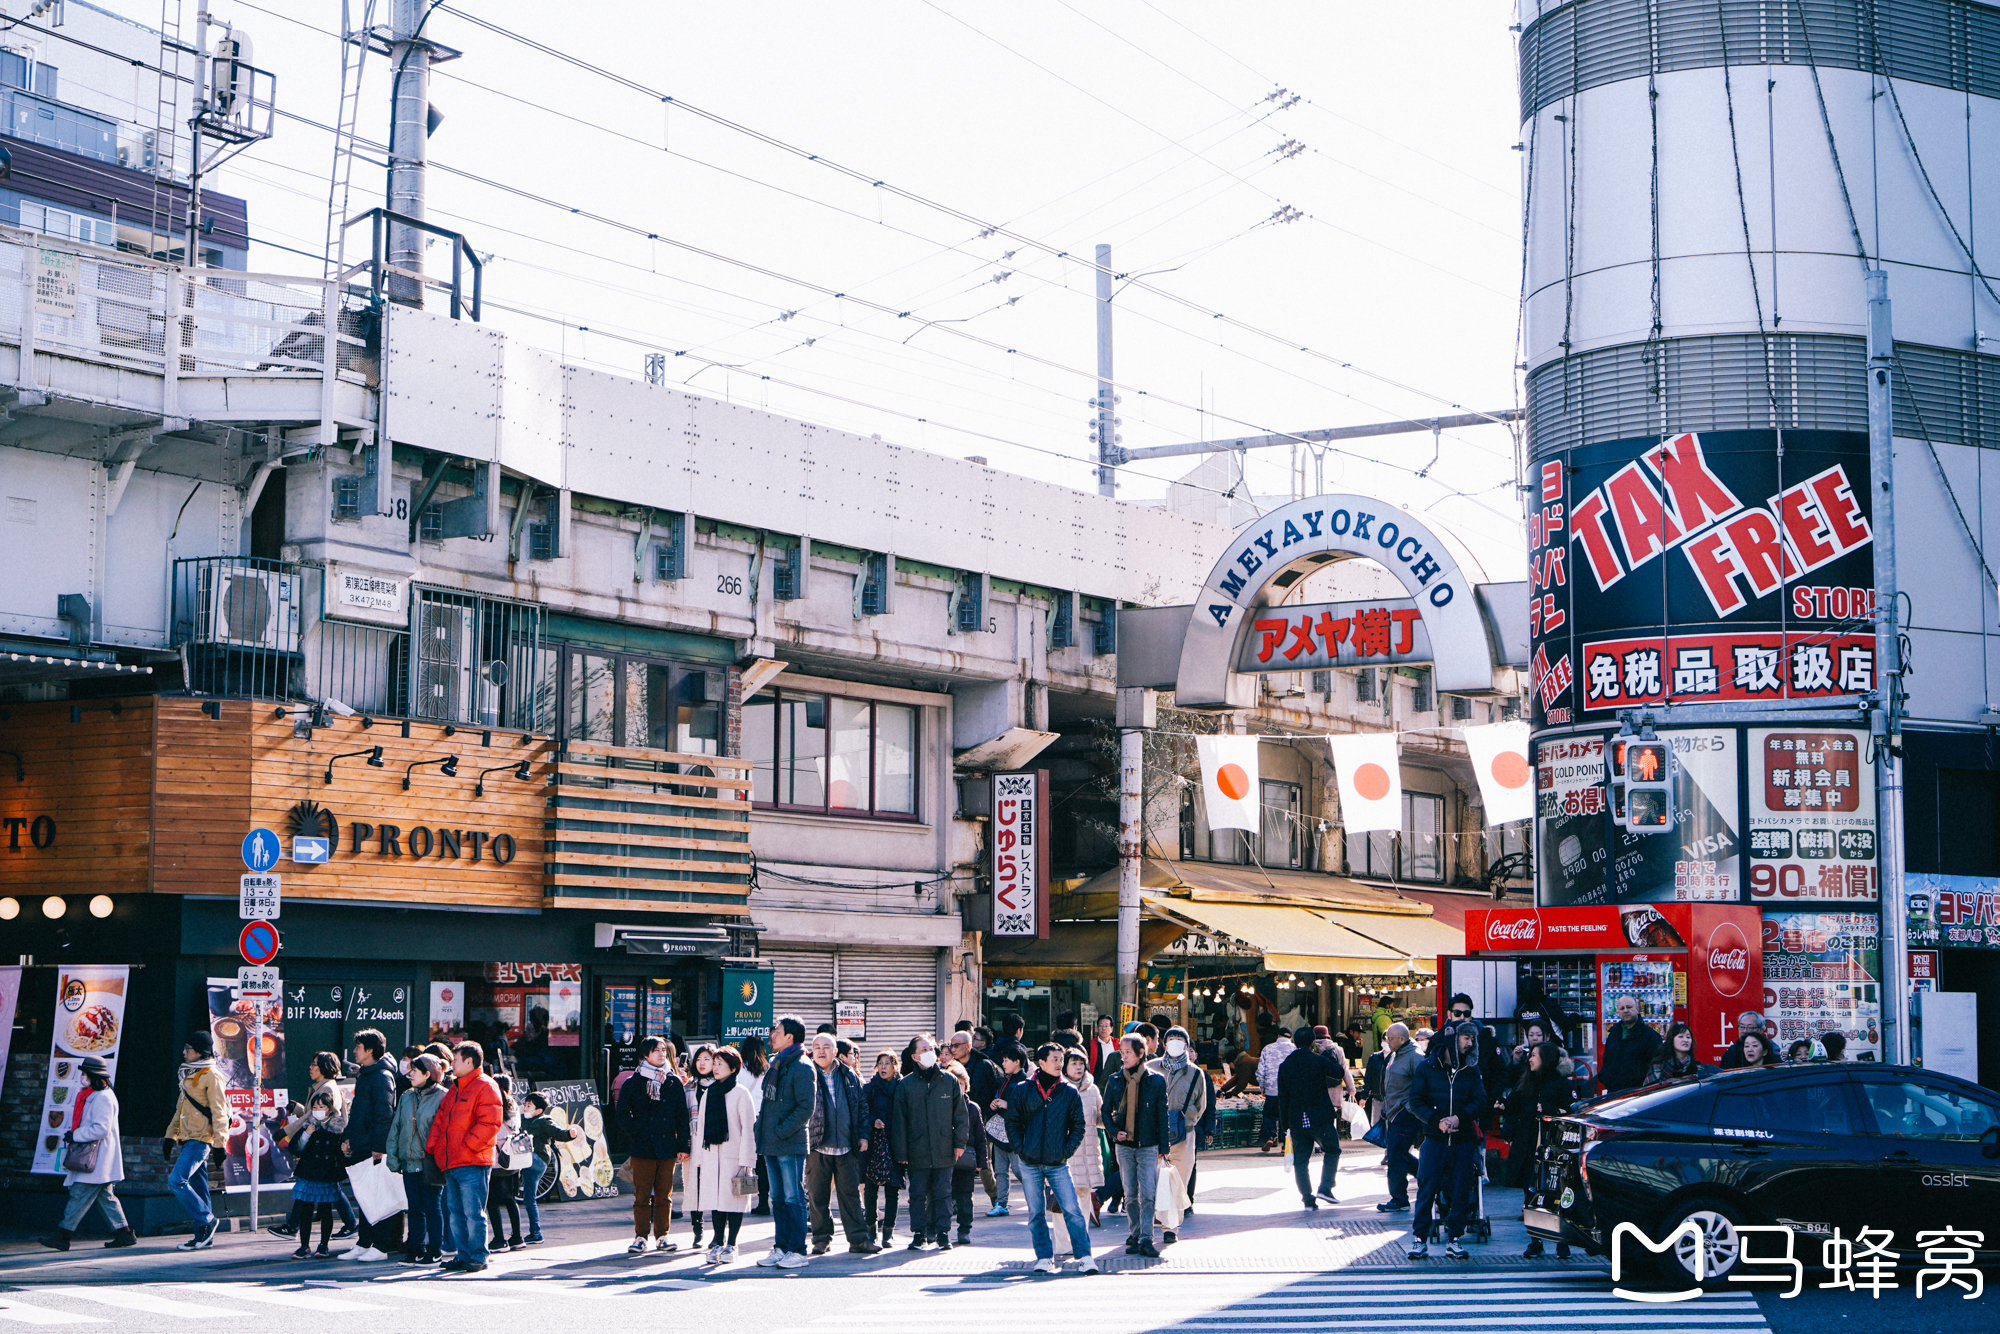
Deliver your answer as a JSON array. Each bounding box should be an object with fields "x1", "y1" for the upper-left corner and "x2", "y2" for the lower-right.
[
  {"x1": 242, "y1": 828, "x2": 281, "y2": 873},
  {"x1": 292, "y1": 837, "x2": 329, "y2": 865}
]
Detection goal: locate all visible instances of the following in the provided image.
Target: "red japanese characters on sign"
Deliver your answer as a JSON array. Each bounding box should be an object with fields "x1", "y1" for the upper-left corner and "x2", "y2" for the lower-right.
[
  {"x1": 990, "y1": 769, "x2": 1049, "y2": 939},
  {"x1": 1578, "y1": 632, "x2": 1874, "y2": 712},
  {"x1": 483, "y1": 962, "x2": 583, "y2": 984},
  {"x1": 1234, "y1": 597, "x2": 1433, "y2": 673}
]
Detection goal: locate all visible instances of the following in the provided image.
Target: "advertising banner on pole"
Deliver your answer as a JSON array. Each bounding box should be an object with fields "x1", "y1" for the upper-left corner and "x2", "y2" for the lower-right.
[
  {"x1": 990, "y1": 769, "x2": 1049, "y2": 938},
  {"x1": 1759, "y1": 910, "x2": 1882, "y2": 1061},
  {"x1": 30, "y1": 965, "x2": 128, "y2": 1176}
]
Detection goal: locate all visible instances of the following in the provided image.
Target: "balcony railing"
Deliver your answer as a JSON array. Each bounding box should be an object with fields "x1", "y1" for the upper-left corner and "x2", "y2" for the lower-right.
[{"x1": 171, "y1": 558, "x2": 546, "y2": 731}]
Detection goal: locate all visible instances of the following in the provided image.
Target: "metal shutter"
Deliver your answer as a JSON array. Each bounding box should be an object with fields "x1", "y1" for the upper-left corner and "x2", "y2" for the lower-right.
[
  {"x1": 833, "y1": 948, "x2": 940, "y2": 1053},
  {"x1": 763, "y1": 947, "x2": 836, "y2": 1033}
]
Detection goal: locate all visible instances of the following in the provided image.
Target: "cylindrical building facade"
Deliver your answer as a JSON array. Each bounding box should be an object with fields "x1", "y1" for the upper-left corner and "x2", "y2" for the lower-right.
[{"x1": 1520, "y1": 0, "x2": 2000, "y2": 1082}]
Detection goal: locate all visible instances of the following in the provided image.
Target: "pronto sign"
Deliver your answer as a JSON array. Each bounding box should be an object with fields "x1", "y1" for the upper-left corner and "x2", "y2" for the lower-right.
[{"x1": 1177, "y1": 495, "x2": 1497, "y2": 708}]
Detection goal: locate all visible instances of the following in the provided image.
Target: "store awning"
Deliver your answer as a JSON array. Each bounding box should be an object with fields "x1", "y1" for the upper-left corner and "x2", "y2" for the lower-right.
[
  {"x1": 1147, "y1": 896, "x2": 1430, "y2": 976},
  {"x1": 983, "y1": 919, "x2": 1187, "y2": 981},
  {"x1": 1318, "y1": 909, "x2": 1463, "y2": 961}
]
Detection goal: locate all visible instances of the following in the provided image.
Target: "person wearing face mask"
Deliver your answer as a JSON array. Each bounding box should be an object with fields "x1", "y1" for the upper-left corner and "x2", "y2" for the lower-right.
[
  {"x1": 1004, "y1": 1043, "x2": 1095, "y2": 1274},
  {"x1": 1103, "y1": 1034, "x2": 1167, "y2": 1258},
  {"x1": 862, "y1": 1050, "x2": 904, "y2": 1248},
  {"x1": 1147, "y1": 1027, "x2": 1207, "y2": 1246},
  {"x1": 891, "y1": 1034, "x2": 967, "y2": 1251},
  {"x1": 288, "y1": 1087, "x2": 350, "y2": 1259},
  {"x1": 162, "y1": 1030, "x2": 227, "y2": 1252},
  {"x1": 385, "y1": 1054, "x2": 447, "y2": 1263}
]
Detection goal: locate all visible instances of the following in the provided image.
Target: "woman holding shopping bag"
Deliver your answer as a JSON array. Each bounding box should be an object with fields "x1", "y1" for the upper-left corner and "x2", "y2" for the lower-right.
[
  {"x1": 685, "y1": 1046, "x2": 759, "y2": 1263},
  {"x1": 385, "y1": 1054, "x2": 446, "y2": 1264}
]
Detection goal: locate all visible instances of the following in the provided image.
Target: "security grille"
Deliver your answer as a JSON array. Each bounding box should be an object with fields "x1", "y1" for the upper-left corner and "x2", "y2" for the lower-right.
[
  {"x1": 1049, "y1": 590, "x2": 1074, "y2": 648},
  {"x1": 860, "y1": 552, "x2": 890, "y2": 616},
  {"x1": 1519, "y1": 0, "x2": 2000, "y2": 119}
]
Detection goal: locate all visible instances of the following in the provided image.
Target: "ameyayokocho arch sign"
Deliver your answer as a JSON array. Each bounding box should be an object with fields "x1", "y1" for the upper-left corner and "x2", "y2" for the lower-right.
[{"x1": 1173, "y1": 494, "x2": 1506, "y2": 709}]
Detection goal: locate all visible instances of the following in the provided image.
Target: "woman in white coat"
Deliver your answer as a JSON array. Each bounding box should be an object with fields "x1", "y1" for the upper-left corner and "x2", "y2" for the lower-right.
[
  {"x1": 1060, "y1": 1047, "x2": 1106, "y2": 1226},
  {"x1": 42, "y1": 1056, "x2": 134, "y2": 1251},
  {"x1": 685, "y1": 1046, "x2": 759, "y2": 1263}
]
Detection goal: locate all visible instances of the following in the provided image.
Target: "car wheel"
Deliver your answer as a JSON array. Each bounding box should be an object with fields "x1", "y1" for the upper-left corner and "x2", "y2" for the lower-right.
[{"x1": 1658, "y1": 1197, "x2": 1745, "y2": 1286}]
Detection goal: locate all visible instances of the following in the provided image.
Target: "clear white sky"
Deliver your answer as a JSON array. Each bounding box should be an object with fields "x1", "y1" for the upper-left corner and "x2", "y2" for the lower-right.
[{"x1": 102, "y1": 0, "x2": 1527, "y2": 569}]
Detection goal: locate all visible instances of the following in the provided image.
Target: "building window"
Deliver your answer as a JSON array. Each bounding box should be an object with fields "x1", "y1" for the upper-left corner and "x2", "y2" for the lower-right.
[
  {"x1": 1355, "y1": 668, "x2": 1376, "y2": 703},
  {"x1": 1311, "y1": 670, "x2": 1332, "y2": 699},
  {"x1": 528, "y1": 492, "x2": 560, "y2": 560},
  {"x1": 1451, "y1": 695, "x2": 1472, "y2": 721},
  {"x1": 1260, "y1": 780, "x2": 1302, "y2": 869},
  {"x1": 740, "y1": 688, "x2": 918, "y2": 819},
  {"x1": 559, "y1": 647, "x2": 721, "y2": 755},
  {"x1": 1344, "y1": 790, "x2": 1445, "y2": 883},
  {"x1": 1092, "y1": 601, "x2": 1117, "y2": 655},
  {"x1": 1411, "y1": 670, "x2": 1432, "y2": 714},
  {"x1": 955, "y1": 570, "x2": 985, "y2": 633},
  {"x1": 332, "y1": 474, "x2": 361, "y2": 520},
  {"x1": 859, "y1": 552, "x2": 890, "y2": 616}
]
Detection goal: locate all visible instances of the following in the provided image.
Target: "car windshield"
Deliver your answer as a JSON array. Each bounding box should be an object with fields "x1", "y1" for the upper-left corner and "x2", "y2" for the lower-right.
[{"x1": 1589, "y1": 1080, "x2": 1710, "y2": 1122}]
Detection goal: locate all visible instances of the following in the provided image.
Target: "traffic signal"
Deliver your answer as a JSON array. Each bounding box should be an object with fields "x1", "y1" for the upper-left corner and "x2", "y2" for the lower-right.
[
  {"x1": 1623, "y1": 740, "x2": 1672, "y2": 830},
  {"x1": 1605, "y1": 736, "x2": 1673, "y2": 830}
]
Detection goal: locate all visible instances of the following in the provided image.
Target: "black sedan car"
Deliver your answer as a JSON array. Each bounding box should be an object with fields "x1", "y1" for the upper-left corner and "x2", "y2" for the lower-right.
[{"x1": 1524, "y1": 1063, "x2": 2000, "y2": 1284}]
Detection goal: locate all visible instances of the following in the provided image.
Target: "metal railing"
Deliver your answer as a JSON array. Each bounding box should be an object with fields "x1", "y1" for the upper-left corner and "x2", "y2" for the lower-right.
[
  {"x1": 171, "y1": 559, "x2": 546, "y2": 730},
  {"x1": 0, "y1": 226, "x2": 371, "y2": 390}
]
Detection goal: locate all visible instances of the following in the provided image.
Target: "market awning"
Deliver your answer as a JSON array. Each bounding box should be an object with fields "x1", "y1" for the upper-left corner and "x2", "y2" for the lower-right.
[
  {"x1": 983, "y1": 919, "x2": 1187, "y2": 981},
  {"x1": 1319, "y1": 909, "x2": 1463, "y2": 961},
  {"x1": 1147, "y1": 896, "x2": 1430, "y2": 976}
]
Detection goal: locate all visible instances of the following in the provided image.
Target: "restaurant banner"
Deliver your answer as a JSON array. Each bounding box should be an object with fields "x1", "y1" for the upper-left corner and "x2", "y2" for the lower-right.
[
  {"x1": 721, "y1": 967, "x2": 774, "y2": 1042},
  {"x1": 208, "y1": 976, "x2": 291, "y2": 1192},
  {"x1": 1906, "y1": 873, "x2": 2000, "y2": 950},
  {"x1": 30, "y1": 965, "x2": 129, "y2": 1175},
  {"x1": 1759, "y1": 910, "x2": 1882, "y2": 1060},
  {"x1": 524, "y1": 1080, "x2": 617, "y2": 1200},
  {"x1": 1528, "y1": 430, "x2": 1875, "y2": 729},
  {"x1": 990, "y1": 769, "x2": 1050, "y2": 938},
  {"x1": 1746, "y1": 728, "x2": 1876, "y2": 904}
]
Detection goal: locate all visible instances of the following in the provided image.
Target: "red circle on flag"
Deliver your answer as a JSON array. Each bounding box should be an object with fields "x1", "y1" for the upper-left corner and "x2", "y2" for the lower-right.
[
  {"x1": 1216, "y1": 763, "x2": 1251, "y2": 801},
  {"x1": 1353, "y1": 763, "x2": 1391, "y2": 801},
  {"x1": 1490, "y1": 751, "x2": 1531, "y2": 789}
]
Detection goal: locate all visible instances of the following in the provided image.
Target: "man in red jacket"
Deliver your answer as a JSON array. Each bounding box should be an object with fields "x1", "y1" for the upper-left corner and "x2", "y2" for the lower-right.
[{"x1": 425, "y1": 1041, "x2": 503, "y2": 1272}]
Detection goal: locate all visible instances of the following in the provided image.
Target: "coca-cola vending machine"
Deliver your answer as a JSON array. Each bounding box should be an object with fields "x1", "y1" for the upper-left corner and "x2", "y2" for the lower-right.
[{"x1": 1442, "y1": 903, "x2": 1763, "y2": 1076}]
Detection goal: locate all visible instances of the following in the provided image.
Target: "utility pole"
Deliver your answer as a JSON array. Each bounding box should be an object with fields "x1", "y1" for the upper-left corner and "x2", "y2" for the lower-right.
[
  {"x1": 1115, "y1": 687, "x2": 1154, "y2": 1023},
  {"x1": 183, "y1": 0, "x2": 211, "y2": 269},
  {"x1": 1094, "y1": 243, "x2": 1117, "y2": 496},
  {"x1": 1867, "y1": 269, "x2": 1910, "y2": 1064},
  {"x1": 386, "y1": 0, "x2": 433, "y2": 306}
]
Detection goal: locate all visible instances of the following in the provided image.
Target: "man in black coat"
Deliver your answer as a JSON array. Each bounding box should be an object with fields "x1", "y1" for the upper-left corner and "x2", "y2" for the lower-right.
[
  {"x1": 1599, "y1": 994, "x2": 1666, "y2": 1091},
  {"x1": 1104, "y1": 1035, "x2": 1169, "y2": 1259},
  {"x1": 892, "y1": 1035, "x2": 967, "y2": 1251},
  {"x1": 341, "y1": 1028, "x2": 399, "y2": 1261},
  {"x1": 1275, "y1": 1025, "x2": 1346, "y2": 1210},
  {"x1": 1003, "y1": 1043, "x2": 1095, "y2": 1273},
  {"x1": 1407, "y1": 1021, "x2": 1487, "y2": 1260}
]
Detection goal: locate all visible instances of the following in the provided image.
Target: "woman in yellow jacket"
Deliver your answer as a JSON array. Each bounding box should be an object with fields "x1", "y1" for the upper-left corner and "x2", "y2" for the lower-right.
[{"x1": 163, "y1": 1030, "x2": 231, "y2": 1250}]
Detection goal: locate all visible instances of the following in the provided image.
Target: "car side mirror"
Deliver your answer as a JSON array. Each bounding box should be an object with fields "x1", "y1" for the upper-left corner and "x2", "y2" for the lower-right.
[{"x1": 1981, "y1": 1125, "x2": 1999, "y2": 1161}]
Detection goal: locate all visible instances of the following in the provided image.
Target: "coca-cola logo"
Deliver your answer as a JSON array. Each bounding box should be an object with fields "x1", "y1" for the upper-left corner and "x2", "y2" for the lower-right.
[
  {"x1": 1705, "y1": 921, "x2": 1751, "y2": 996},
  {"x1": 1486, "y1": 916, "x2": 1540, "y2": 949}
]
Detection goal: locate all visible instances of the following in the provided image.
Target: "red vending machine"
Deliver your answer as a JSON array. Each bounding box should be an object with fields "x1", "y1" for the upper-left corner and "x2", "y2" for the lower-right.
[{"x1": 1442, "y1": 903, "x2": 1764, "y2": 1075}]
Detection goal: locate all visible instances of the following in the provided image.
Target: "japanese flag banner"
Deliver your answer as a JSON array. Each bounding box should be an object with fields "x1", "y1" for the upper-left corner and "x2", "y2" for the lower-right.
[
  {"x1": 1328, "y1": 732, "x2": 1402, "y2": 834},
  {"x1": 1463, "y1": 721, "x2": 1534, "y2": 825},
  {"x1": 1195, "y1": 735, "x2": 1261, "y2": 833}
]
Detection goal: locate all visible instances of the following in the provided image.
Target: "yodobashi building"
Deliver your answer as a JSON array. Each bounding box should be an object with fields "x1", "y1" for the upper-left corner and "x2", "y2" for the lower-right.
[{"x1": 1515, "y1": 0, "x2": 2000, "y2": 1084}]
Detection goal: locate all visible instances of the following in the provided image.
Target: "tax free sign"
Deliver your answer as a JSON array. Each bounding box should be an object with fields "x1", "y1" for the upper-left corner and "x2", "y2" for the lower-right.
[{"x1": 1177, "y1": 495, "x2": 1496, "y2": 708}]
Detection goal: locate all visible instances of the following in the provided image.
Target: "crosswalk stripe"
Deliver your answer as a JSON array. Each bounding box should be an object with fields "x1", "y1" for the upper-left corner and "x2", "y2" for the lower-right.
[
  {"x1": 178, "y1": 1284, "x2": 390, "y2": 1312},
  {"x1": 378, "y1": 1285, "x2": 523, "y2": 1306},
  {"x1": 37, "y1": 1289, "x2": 242, "y2": 1318},
  {"x1": 0, "y1": 1298, "x2": 102, "y2": 1326}
]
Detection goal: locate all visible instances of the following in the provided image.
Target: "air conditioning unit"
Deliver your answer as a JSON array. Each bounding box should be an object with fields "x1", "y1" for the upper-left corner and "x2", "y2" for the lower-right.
[
  {"x1": 413, "y1": 599, "x2": 474, "y2": 722},
  {"x1": 199, "y1": 565, "x2": 300, "y2": 652}
]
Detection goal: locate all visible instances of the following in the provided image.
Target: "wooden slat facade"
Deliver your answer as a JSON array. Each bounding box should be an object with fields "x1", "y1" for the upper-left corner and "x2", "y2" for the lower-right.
[
  {"x1": 0, "y1": 699, "x2": 755, "y2": 918},
  {"x1": 544, "y1": 739, "x2": 752, "y2": 912}
]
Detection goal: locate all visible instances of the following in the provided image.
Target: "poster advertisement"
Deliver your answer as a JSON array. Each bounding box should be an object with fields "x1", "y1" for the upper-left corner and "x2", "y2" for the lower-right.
[
  {"x1": 205, "y1": 976, "x2": 292, "y2": 1191},
  {"x1": 835, "y1": 999, "x2": 866, "y2": 1042},
  {"x1": 1539, "y1": 730, "x2": 1737, "y2": 906},
  {"x1": 990, "y1": 769, "x2": 1049, "y2": 938},
  {"x1": 526, "y1": 1081, "x2": 617, "y2": 1200},
  {"x1": 721, "y1": 967, "x2": 774, "y2": 1042},
  {"x1": 1746, "y1": 728, "x2": 1876, "y2": 903},
  {"x1": 1759, "y1": 911, "x2": 1882, "y2": 1060},
  {"x1": 1536, "y1": 734, "x2": 1609, "y2": 905},
  {"x1": 1528, "y1": 431, "x2": 1875, "y2": 730},
  {"x1": 429, "y1": 980, "x2": 464, "y2": 1041},
  {"x1": 30, "y1": 966, "x2": 128, "y2": 1175},
  {"x1": 1906, "y1": 873, "x2": 2000, "y2": 950}
]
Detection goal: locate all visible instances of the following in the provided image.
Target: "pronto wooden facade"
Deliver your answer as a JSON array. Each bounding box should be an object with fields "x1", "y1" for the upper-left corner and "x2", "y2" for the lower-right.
[{"x1": 0, "y1": 697, "x2": 750, "y2": 913}]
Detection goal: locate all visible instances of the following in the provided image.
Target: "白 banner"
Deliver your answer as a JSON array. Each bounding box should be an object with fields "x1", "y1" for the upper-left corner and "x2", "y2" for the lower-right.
[
  {"x1": 1746, "y1": 727, "x2": 1876, "y2": 904},
  {"x1": 30, "y1": 965, "x2": 128, "y2": 1176},
  {"x1": 1529, "y1": 430, "x2": 1874, "y2": 729}
]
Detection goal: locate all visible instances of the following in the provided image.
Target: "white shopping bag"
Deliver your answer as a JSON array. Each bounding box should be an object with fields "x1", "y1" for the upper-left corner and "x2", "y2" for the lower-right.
[
  {"x1": 1154, "y1": 1159, "x2": 1190, "y2": 1228},
  {"x1": 345, "y1": 1155, "x2": 409, "y2": 1224}
]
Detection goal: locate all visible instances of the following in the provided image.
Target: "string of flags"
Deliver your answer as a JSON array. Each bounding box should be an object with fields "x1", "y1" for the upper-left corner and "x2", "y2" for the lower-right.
[{"x1": 1196, "y1": 722, "x2": 1533, "y2": 836}]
